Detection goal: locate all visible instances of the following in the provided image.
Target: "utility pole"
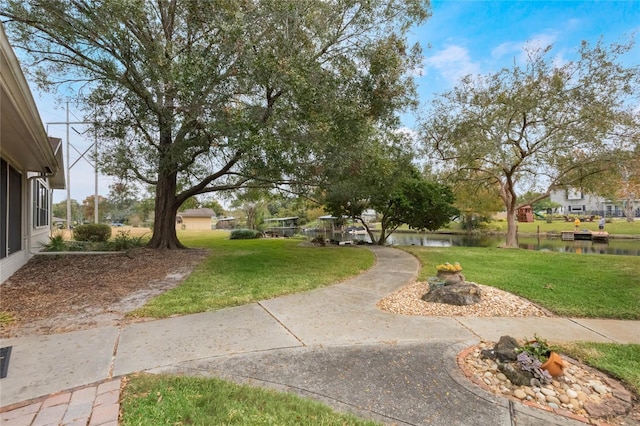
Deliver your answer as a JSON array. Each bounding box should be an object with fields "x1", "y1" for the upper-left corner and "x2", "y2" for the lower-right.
[
  {"x1": 66, "y1": 101, "x2": 71, "y2": 230},
  {"x1": 94, "y1": 115, "x2": 99, "y2": 223},
  {"x1": 46, "y1": 101, "x2": 98, "y2": 228}
]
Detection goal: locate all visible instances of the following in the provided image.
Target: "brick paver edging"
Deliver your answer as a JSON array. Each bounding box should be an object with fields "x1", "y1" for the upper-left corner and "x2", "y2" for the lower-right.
[{"x1": 0, "y1": 378, "x2": 122, "y2": 426}]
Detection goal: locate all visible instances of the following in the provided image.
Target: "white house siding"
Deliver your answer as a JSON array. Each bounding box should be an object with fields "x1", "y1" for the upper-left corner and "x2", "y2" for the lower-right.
[
  {"x1": 1, "y1": 24, "x2": 64, "y2": 283},
  {"x1": 549, "y1": 190, "x2": 604, "y2": 214},
  {"x1": 549, "y1": 189, "x2": 631, "y2": 217}
]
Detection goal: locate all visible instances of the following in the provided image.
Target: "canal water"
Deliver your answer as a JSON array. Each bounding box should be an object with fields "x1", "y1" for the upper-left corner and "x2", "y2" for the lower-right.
[{"x1": 304, "y1": 230, "x2": 640, "y2": 256}]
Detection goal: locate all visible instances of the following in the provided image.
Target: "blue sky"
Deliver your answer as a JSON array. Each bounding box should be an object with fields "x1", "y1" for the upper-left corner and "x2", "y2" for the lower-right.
[
  {"x1": 30, "y1": 0, "x2": 640, "y2": 203},
  {"x1": 407, "y1": 0, "x2": 640, "y2": 125},
  {"x1": 416, "y1": 1, "x2": 639, "y2": 91}
]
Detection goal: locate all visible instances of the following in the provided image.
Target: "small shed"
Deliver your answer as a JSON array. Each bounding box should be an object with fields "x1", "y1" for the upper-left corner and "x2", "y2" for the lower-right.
[
  {"x1": 176, "y1": 208, "x2": 215, "y2": 230},
  {"x1": 517, "y1": 205, "x2": 534, "y2": 222}
]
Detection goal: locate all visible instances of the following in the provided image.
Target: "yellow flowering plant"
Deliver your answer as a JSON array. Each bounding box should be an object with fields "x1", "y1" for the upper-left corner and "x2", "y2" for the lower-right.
[{"x1": 436, "y1": 262, "x2": 462, "y2": 272}]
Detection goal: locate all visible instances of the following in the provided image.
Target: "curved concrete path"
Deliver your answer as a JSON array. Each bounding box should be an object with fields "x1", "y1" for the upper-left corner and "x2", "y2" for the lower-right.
[{"x1": 1, "y1": 246, "x2": 638, "y2": 425}]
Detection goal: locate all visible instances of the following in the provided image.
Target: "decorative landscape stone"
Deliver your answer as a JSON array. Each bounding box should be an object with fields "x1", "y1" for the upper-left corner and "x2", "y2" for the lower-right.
[
  {"x1": 422, "y1": 282, "x2": 482, "y2": 306},
  {"x1": 480, "y1": 335, "x2": 520, "y2": 362}
]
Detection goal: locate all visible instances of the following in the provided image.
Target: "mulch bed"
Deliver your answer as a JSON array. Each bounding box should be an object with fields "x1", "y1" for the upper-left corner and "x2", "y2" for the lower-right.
[{"x1": 0, "y1": 248, "x2": 208, "y2": 337}]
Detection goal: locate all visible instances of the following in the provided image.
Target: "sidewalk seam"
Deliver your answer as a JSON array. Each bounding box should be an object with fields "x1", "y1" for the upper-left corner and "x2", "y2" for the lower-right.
[
  {"x1": 566, "y1": 319, "x2": 616, "y2": 343},
  {"x1": 453, "y1": 317, "x2": 483, "y2": 340},
  {"x1": 257, "y1": 302, "x2": 306, "y2": 347},
  {"x1": 108, "y1": 327, "x2": 122, "y2": 379}
]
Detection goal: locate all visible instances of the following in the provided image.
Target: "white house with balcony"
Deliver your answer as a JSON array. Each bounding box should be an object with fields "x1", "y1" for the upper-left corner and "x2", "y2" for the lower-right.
[
  {"x1": 1, "y1": 23, "x2": 65, "y2": 283},
  {"x1": 549, "y1": 188, "x2": 631, "y2": 218}
]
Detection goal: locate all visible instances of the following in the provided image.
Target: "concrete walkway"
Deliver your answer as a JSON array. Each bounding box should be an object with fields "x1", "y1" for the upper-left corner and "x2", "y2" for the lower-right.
[{"x1": 1, "y1": 246, "x2": 638, "y2": 425}]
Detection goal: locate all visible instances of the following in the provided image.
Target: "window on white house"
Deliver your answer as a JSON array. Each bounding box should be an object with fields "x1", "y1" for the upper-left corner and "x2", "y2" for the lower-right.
[
  {"x1": 33, "y1": 179, "x2": 49, "y2": 228},
  {"x1": 566, "y1": 189, "x2": 583, "y2": 200}
]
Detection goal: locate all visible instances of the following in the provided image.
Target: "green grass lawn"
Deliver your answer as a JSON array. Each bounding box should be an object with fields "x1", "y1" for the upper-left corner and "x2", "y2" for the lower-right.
[
  {"x1": 554, "y1": 342, "x2": 640, "y2": 394},
  {"x1": 439, "y1": 218, "x2": 640, "y2": 235},
  {"x1": 498, "y1": 219, "x2": 639, "y2": 235},
  {"x1": 120, "y1": 230, "x2": 638, "y2": 421},
  {"x1": 120, "y1": 374, "x2": 380, "y2": 426},
  {"x1": 400, "y1": 246, "x2": 640, "y2": 319},
  {"x1": 129, "y1": 231, "x2": 375, "y2": 318},
  {"x1": 123, "y1": 232, "x2": 376, "y2": 424}
]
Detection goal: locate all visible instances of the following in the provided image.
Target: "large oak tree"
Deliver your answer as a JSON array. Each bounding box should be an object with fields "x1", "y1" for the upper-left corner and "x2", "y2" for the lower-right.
[
  {"x1": 1, "y1": 0, "x2": 430, "y2": 248},
  {"x1": 419, "y1": 41, "x2": 639, "y2": 247}
]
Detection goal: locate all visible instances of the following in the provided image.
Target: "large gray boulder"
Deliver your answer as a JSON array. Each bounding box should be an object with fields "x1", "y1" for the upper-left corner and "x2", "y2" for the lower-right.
[{"x1": 422, "y1": 283, "x2": 482, "y2": 306}]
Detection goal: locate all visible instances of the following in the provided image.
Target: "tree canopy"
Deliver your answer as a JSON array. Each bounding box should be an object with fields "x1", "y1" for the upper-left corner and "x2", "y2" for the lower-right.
[
  {"x1": 419, "y1": 40, "x2": 640, "y2": 247},
  {"x1": 323, "y1": 133, "x2": 458, "y2": 245},
  {"x1": 1, "y1": 0, "x2": 430, "y2": 248}
]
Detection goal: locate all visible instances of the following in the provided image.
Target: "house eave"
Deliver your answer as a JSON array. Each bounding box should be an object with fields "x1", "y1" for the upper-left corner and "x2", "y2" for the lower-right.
[{"x1": 0, "y1": 23, "x2": 64, "y2": 187}]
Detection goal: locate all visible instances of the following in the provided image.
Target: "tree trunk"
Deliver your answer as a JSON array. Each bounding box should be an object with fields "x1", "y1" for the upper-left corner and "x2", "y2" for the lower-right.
[
  {"x1": 373, "y1": 217, "x2": 390, "y2": 245},
  {"x1": 376, "y1": 223, "x2": 388, "y2": 245},
  {"x1": 360, "y1": 220, "x2": 378, "y2": 246},
  {"x1": 504, "y1": 208, "x2": 518, "y2": 248},
  {"x1": 358, "y1": 215, "x2": 388, "y2": 245},
  {"x1": 499, "y1": 178, "x2": 519, "y2": 248},
  {"x1": 624, "y1": 199, "x2": 635, "y2": 222},
  {"x1": 147, "y1": 171, "x2": 187, "y2": 249}
]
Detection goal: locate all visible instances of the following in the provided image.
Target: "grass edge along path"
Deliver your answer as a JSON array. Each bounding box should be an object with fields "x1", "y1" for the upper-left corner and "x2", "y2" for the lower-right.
[
  {"x1": 120, "y1": 373, "x2": 381, "y2": 426},
  {"x1": 400, "y1": 246, "x2": 640, "y2": 319},
  {"x1": 554, "y1": 342, "x2": 640, "y2": 394},
  {"x1": 129, "y1": 231, "x2": 375, "y2": 318},
  {"x1": 437, "y1": 218, "x2": 640, "y2": 236}
]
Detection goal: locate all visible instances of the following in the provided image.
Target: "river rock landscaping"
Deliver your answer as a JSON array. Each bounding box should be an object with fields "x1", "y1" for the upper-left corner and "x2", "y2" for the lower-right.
[
  {"x1": 459, "y1": 338, "x2": 638, "y2": 425},
  {"x1": 377, "y1": 280, "x2": 550, "y2": 317}
]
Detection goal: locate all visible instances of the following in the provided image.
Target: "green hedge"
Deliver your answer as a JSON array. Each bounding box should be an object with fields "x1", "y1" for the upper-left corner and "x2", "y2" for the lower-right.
[
  {"x1": 73, "y1": 223, "x2": 112, "y2": 242},
  {"x1": 230, "y1": 229, "x2": 262, "y2": 240}
]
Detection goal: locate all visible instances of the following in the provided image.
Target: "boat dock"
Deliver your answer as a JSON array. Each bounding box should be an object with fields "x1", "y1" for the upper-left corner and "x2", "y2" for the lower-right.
[{"x1": 561, "y1": 231, "x2": 610, "y2": 242}]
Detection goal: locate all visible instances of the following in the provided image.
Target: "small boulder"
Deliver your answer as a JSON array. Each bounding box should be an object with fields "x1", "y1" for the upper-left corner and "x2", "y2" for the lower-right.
[
  {"x1": 422, "y1": 283, "x2": 482, "y2": 306},
  {"x1": 481, "y1": 335, "x2": 520, "y2": 362},
  {"x1": 498, "y1": 363, "x2": 534, "y2": 387}
]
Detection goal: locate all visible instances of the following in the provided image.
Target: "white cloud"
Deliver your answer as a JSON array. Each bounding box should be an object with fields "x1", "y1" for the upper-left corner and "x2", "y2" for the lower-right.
[
  {"x1": 565, "y1": 18, "x2": 582, "y2": 31},
  {"x1": 395, "y1": 126, "x2": 418, "y2": 140},
  {"x1": 492, "y1": 32, "x2": 558, "y2": 65},
  {"x1": 423, "y1": 45, "x2": 481, "y2": 85},
  {"x1": 523, "y1": 32, "x2": 557, "y2": 52},
  {"x1": 491, "y1": 41, "x2": 521, "y2": 60}
]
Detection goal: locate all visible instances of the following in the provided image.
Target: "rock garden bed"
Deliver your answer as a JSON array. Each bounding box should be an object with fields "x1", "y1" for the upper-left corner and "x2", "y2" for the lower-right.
[{"x1": 459, "y1": 337, "x2": 639, "y2": 425}]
